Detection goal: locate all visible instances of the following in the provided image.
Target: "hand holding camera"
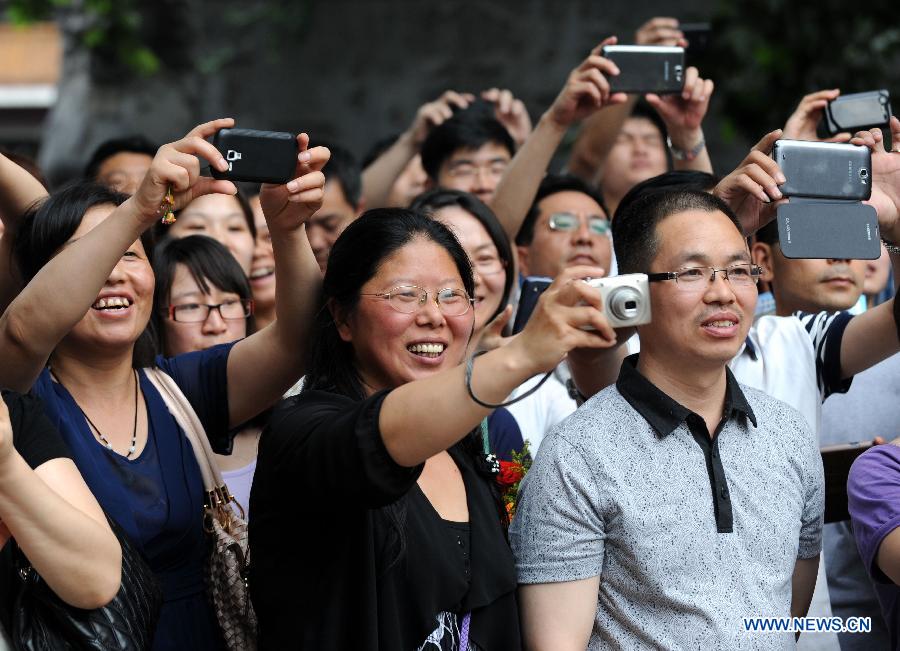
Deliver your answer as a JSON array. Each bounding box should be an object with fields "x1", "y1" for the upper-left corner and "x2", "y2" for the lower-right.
[
  {"x1": 508, "y1": 266, "x2": 618, "y2": 376},
  {"x1": 645, "y1": 65, "x2": 713, "y2": 151},
  {"x1": 783, "y1": 89, "x2": 851, "y2": 142},
  {"x1": 131, "y1": 118, "x2": 237, "y2": 225}
]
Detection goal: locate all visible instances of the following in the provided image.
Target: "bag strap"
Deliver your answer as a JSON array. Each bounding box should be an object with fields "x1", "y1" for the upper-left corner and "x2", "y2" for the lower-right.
[{"x1": 143, "y1": 368, "x2": 236, "y2": 512}]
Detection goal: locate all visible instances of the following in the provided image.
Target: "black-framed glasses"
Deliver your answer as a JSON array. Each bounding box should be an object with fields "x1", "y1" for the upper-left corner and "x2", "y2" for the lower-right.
[
  {"x1": 647, "y1": 264, "x2": 762, "y2": 289},
  {"x1": 360, "y1": 285, "x2": 474, "y2": 316},
  {"x1": 548, "y1": 212, "x2": 610, "y2": 236},
  {"x1": 166, "y1": 298, "x2": 254, "y2": 323}
]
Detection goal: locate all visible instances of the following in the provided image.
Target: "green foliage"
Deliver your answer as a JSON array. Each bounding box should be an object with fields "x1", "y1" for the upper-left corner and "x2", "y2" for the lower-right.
[
  {"x1": 7, "y1": 0, "x2": 160, "y2": 75},
  {"x1": 706, "y1": 0, "x2": 900, "y2": 144}
]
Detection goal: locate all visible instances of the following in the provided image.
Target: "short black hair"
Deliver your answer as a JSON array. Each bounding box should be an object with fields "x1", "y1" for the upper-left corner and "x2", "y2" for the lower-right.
[
  {"x1": 13, "y1": 181, "x2": 158, "y2": 367},
  {"x1": 629, "y1": 99, "x2": 668, "y2": 142},
  {"x1": 614, "y1": 170, "x2": 720, "y2": 222},
  {"x1": 152, "y1": 235, "x2": 256, "y2": 355},
  {"x1": 515, "y1": 174, "x2": 609, "y2": 246},
  {"x1": 84, "y1": 135, "x2": 157, "y2": 180},
  {"x1": 411, "y1": 188, "x2": 515, "y2": 324},
  {"x1": 316, "y1": 141, "x2": 362, "y2": 208},
  {"x1": 420, "y1": 106, "x2": 516, "y2": 182},
  {"x1": 755, "y1": 218, "x2": 780, "y2": 246},
  {"x1": 613, "y1": 190, "x2": 744, "y2": 274}
]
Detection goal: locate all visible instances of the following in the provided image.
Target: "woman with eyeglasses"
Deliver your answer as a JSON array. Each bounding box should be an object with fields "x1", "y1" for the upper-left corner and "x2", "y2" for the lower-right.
[
  {"x1": 152, "y1": 235, "x2": 261, "y2": 518},
  {"x1": 249, "y1": 208, "x2": 618, "y2": 650},
  {"x1": 410, "y1": 190, "x2": 524, "y2": 461},
  {"x1": 0, "y1": 119, "x2": 327, "y2": 650}
]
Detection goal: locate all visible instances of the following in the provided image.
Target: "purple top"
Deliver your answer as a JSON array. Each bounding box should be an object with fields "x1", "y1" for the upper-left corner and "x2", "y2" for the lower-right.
[{"x1": 848, "y1": 444, "x2": 900, "y2": 649}]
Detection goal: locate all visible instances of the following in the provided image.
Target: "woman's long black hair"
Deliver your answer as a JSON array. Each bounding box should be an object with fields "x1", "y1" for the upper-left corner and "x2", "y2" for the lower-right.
[
  {"x1": 304, "y1": 207, "x2": 507, "y2": 572},
  {"x1": 410, "y1": 188, "x2": 515, "y2": 325},
  {"x1": 13, "y1": 181, "x2": 158, "y2": 367}
]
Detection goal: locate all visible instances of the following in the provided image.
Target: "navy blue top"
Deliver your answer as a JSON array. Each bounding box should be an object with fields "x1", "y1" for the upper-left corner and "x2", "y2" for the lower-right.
[
  {"x1": 30, "y1": 342, "x2": 235, "y2": 651},
  {"x1": 487, "y1": 408, "x2": 525, "y2": 461}
]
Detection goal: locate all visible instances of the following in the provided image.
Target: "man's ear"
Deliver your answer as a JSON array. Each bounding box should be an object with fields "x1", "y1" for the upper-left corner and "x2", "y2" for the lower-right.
[
  {"x1": 516, "y1": 245, "x2": 531, "y2": 277},
  {"x1": 751, "y1": 241, "x2": 776, "y2": 283},
  {"x1": 329, "y1": 299, "x2": 353, "y2": 342}
]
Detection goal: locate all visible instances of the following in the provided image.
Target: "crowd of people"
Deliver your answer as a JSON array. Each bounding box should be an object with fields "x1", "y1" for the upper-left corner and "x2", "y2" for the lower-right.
[{"x1": 0, "y1": 15, "x2": 899, "y2": 651}]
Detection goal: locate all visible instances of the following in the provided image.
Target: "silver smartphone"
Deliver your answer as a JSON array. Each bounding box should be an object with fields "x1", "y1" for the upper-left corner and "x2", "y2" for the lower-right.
[{"x1": 772, "y1": 139, "x2": 871, "y2": 201}]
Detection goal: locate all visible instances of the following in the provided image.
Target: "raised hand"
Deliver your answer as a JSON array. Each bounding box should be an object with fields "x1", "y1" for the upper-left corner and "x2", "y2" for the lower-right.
[
  {"x1": 475, "y1": 304, "x2": 514, "y2": 353},
  {"x1": 783, "y1": 89, "x2": 850, "y2": 142},
  {"x1": 712, "y1": 130, "x2": 786, "y2": 235},
  {"x1": 481, "y1": 88, "x2": 532, "y2": 147},
  {"x1": 546, "y1": 36, "x2": 628, "y2": 129},
  {"x1": 259, "y1": 133, "x2": 330, "y2": 234},
  {"x1": 645, "y1": 66, "x2": 713, "y2": 150},
  {"x1": 131, "y1": 118, "x2": 237, "y2": 224},
  {"x1": 851, "y1": 116, "x2": 900, "y2": 242},
  {"x1": 408, "y1": 91, "x2": 475, "y2": 146},
  {"x1": 510, "y1": 266, "x2": 618, "y2": 374}
]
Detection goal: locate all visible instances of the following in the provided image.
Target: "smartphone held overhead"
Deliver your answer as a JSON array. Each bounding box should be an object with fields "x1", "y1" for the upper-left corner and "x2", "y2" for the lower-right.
[
  {"x1": 211, "y1": 128, "x2": 299, "y2": 184},
  {"x1": 601, "y1": 45, "x2": 685, "y2": 94}
]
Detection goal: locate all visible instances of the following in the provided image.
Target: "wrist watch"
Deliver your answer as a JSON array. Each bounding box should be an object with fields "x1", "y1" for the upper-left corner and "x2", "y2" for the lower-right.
[{"x1": 667, "y1": 135, "x2": 706, "y2": 162}]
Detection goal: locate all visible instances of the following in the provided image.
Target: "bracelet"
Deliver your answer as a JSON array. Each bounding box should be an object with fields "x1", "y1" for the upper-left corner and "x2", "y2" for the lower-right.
[
  {"x1": 883, "y1": 238, "x2": 900, "y2": 255},
  {"x1": 667, "y1": 134, "x2": 706, "y2": 162},
  {"x1": 465, "y1": 351, "x2": 553, "y2": 409}
]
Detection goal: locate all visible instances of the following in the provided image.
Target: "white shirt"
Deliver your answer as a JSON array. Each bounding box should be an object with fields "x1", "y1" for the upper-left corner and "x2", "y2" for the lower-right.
[{"x1": 506, "y1": 365, "x2": 577, "y2": 452}]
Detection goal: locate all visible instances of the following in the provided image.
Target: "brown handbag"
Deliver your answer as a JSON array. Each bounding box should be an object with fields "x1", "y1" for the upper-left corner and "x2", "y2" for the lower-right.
[{"x1": 144, "y1": 368, "x2": 257, "y2": 651}]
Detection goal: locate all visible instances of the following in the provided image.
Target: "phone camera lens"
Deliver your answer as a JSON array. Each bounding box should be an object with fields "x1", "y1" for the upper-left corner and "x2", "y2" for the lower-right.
[{"x1": 860, "y1": 169, "x2": 868, "y2": 178}]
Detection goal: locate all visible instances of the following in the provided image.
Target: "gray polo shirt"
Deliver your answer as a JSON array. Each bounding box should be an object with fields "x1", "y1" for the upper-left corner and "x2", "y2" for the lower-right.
[{"x1": 511, "y1": 355, "x2": 824, "y2": 650}]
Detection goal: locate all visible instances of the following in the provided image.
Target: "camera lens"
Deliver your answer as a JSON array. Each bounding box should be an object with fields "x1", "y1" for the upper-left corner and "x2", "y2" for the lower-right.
[
  {"x1": 607, "y1": 287, "x2": 642, "y2": 322},
  {"x1": 860, "y1": 168, "x2": 868, "y2": 178}
]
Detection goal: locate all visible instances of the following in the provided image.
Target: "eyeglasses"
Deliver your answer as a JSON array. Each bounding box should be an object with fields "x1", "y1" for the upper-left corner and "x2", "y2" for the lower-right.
[
  {"x1": 166, "y1": 298, "x2": 254, "y2": 323},
  {"x1": 548, "y1": 212, "x2": 610, "y2": 236},
  {"x1": 360, "y1": 285, "x2": 474, "y2": 316},
  {"x1": 647, "y1": 264, "x2": 762, "y2": 289}
]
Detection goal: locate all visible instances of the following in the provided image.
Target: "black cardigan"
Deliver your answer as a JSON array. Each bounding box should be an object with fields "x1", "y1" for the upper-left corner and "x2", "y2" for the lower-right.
[{"x1": 249, "y1": 389, "x2": 521, "y2": 650}]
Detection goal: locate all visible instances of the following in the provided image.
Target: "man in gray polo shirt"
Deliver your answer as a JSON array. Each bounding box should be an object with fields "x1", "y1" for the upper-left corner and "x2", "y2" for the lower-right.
[{"x1": 511, "y1": 190, "x2": 824, "y2": 649}]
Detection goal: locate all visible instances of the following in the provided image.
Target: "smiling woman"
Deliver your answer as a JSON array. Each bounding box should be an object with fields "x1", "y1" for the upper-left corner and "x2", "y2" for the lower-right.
[
  {"x1": 249, "y1": 207, "x2": 620, "y2": 650},
  {"x1": 0, "y1": 118, "x2": 328, "y2": 651}
]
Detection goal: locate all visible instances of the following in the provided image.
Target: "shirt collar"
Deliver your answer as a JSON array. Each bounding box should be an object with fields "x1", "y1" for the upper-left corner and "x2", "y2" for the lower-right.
[{"x1": 615, "y1": 353, "x2": 757, "y2": 437}]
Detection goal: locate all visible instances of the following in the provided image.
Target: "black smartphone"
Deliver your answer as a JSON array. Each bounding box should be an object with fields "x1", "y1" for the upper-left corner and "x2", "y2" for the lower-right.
[
  {"x1": 679, "y1": 22, "x2": 711, "y2": 53},
  {"x1": 511, "y1": 277, "x2": 553, "y2": 335},
  {"x1": 818, "y1": 90, "x2": 891, "y2": 138},
  {"x1": 212, "y1": 128, "x2": 298, "y2": 184},
  {"x1": 772, "y1": 139, "x2": 872, "y2": 201},
  {"x1": 601, "y1": 45, "x2": 685, "y2": 94},
  {"x1": 777, "y1": 201, "x2": 881, "y2": 260},
  {"x1": 821, "y1": 441, "x2": 876, "y2": 523}
]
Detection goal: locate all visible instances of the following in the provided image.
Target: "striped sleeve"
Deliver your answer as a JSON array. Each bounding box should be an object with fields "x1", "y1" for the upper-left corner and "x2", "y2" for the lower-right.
[{"x1": 795, "y1": 310, "x2": 854, "y2": 401}]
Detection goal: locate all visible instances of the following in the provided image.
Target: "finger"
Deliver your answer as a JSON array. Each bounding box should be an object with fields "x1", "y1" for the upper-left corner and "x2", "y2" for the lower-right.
[
  {"x1": 570, "y1": 81, "x2": 602, "y2": 107},
  {"x1": 185, "y1": 117, "x2": 235, "y2": 140},
  {"x1": 825, "y1": 132, "x2": 852, "y2": 144},
  {"x1": 751, "y1": 129, "x2": 783, "y2": 156},
  {"x1": 682, "y1": 67, "x2": 699, "y2": 99},
  {"x1": 646, "y1": 17, "x2": 680, "y2": 29},
  {"x1": 158, "y1": 160, "x2": 192, "y2": 193},
  {"x1": 590, "y1": 35, "x2": 617, "y2": 56},
  {"x1": 644, "y1": 93, "x2": 663, "y2": 109},
  {"x1": 288, "y1": 187, "x2": 326, "y2": 204},
  {"x1": 733, "y1": 174, "x2": 773, "y2": 204},
  {"x1": 499, "y1": 89, "x2": 514, "y2": 114},
  {"x1": 487, "y1": 304, "x2": 513, "y2": 334},
  {"x1": 564, "y1": 322, "x2": 618, "y2": 350},
  {"x1": 582, "y1": 68, "x2": 611, "y2": 103},
  {"x1": 702, "y1": 78, "x2": 714, "y2": 102},
  {"x1": 874, "y1": 436, "x2": 886, "y2": 445},
  {"x1": 890, "y1": 116, "x2": 900, "y2": 149},
  {"x1": 174, "y1": 135, "x2": 228, "y2": 172},
  {"x1": 581, "y1": 55, "x2": 620, "y2": 77},
  {"x1": 480, "y1": 88, "x2": 499, "y2": 102},
  {"x1": 444, "y1": 90, "x2": 472, "y2": 109},
  {"x1": 191, "y1": 177, "x2": 237, "y2": 200},
  {"x1": 609, "y1": 93, "x2": 629, "y2": 106},
  {"x1": 166, "y1": 150, "x2": 202, "y2": 187},
  {"x1": 286, "y1": 170, "x2": 326, "y2": 194},
  {"x1": 575, "y1": 307, "x2": 617, "y2": 343},
  {"x1": 742, "y1": 164, "x2": 783, "y2": 199},
  {"x1": 746, "y1": 149, "x2": 786, "y2": 183}
]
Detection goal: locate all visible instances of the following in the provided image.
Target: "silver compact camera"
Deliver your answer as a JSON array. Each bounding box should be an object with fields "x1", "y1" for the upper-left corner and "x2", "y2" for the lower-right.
[{"x1": 585, "y1": 273, "x2": 651, "y2": 328}]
